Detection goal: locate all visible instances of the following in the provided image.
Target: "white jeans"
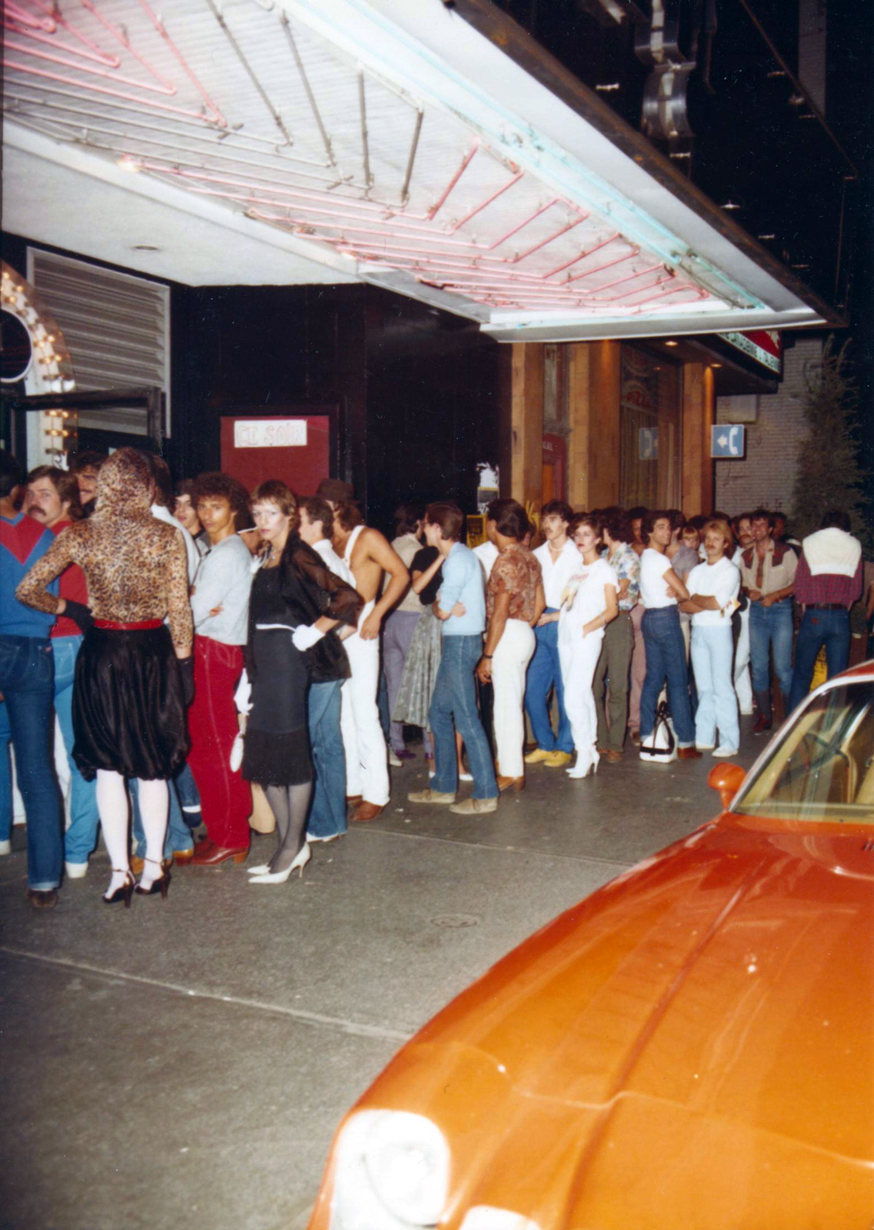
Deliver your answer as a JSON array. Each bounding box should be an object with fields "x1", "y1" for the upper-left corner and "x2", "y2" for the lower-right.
[
  {"x1": 733, "y1": 604, "x2": 753, "y2": 714},
  {"x1": 559, "y1": 630, "x2": 604, "y2": 771},
  {"x1": 340, "y1": 601, "x2": 390, "y2": 806},
  {"x1": 492, "y1": 619, "x2": 535, "y2": 779}
]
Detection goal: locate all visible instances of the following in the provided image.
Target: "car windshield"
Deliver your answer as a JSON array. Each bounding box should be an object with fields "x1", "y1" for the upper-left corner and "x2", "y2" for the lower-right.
[{"x1": 734, "y1": 681, "x2": 874, "y2": 824}]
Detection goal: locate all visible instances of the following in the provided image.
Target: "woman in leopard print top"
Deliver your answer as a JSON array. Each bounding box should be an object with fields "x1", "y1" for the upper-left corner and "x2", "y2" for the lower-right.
[{"x1": 18, "y1": 448, "x2": 193, "y2": 903}]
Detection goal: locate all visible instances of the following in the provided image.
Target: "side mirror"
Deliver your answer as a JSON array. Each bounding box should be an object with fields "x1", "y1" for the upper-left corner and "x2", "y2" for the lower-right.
[{"x1": 708, "y1": 762, "x2": 746, "y2": 811}]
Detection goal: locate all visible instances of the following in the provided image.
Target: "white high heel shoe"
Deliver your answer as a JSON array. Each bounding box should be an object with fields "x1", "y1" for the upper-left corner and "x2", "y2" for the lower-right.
[
  {"x1": 566, "y1": 754, "x2": 598, "y2": 780},
  {"x1": 248, "y1": 843, "x2": 311, "y2": 885},
  {"x1": 247, "y1": 862, "x2": 272, "y2": 875}
]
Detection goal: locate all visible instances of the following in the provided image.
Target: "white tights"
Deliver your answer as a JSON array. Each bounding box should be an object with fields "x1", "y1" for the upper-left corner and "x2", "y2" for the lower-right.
[{"x1": 96, "y1": 770, "x2": 168, "y2": 895}]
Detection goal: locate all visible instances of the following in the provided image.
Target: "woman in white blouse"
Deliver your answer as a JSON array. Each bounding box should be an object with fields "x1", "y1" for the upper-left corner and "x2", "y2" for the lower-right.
[
  {"x1": 558, "y1": 514, "x2": 618, "y2": 778},
  {"x1": 681, "y1": 519, "x2": 741, "y2": 756}
]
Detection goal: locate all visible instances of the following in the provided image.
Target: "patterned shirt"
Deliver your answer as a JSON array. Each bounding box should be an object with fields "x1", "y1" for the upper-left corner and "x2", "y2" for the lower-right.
[
  {"x1": 487, "y1": 542, "x2": 542, "y2": 623},
  {"x1": 794, "y1": 551, "x2": 863, "y2": 609},
  {"x1": 608, "y1": 541, "x2": 641, "y2": 612}
]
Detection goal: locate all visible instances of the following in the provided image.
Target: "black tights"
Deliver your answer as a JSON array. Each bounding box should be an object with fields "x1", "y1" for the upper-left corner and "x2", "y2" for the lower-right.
[{"x1": 264, "y1": 782, "x2": 313, "y2": 874}]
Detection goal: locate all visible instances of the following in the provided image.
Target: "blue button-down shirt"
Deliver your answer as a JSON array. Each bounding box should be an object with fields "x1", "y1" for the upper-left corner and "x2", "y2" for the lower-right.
[{"x1": 437, "y1": 542, "x2": 485, "y2": 636}]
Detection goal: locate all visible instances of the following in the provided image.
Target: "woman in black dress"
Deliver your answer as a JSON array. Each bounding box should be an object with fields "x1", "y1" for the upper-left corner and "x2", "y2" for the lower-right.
[{"x1": 242, "y1": 481, "x2": 361, "y2": 884}]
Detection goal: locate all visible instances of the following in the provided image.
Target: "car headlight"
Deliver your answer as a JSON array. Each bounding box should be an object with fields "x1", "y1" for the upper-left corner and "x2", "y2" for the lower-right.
[
  {"x1": 460, "y1": 1209, "x2": 540, "y2": 1230},
  {"x1": 331, "y1": 1109, "x2": 450, "y2": 1229}
]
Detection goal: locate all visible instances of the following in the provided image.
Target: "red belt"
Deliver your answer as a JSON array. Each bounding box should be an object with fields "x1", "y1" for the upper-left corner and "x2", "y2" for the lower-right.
[{"x1": 93, "y1": 619, "x2": 164, "y2": 631}]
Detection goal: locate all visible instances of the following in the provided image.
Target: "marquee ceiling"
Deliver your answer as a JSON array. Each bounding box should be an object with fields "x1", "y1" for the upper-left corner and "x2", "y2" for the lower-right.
[{"x1": 2, "y1": 0, "x2": 831, "y2": 340}]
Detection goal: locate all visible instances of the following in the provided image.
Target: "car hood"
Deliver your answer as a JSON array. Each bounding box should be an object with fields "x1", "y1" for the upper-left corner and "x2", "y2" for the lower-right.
[{"x1": 364, "y1": 818, "x2": 874, "y2": 1229}]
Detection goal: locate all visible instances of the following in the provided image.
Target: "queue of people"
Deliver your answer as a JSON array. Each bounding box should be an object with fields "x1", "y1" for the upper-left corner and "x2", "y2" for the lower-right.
[{"x1": 1, "y1": 441, "x2": 870, "y2": 911}]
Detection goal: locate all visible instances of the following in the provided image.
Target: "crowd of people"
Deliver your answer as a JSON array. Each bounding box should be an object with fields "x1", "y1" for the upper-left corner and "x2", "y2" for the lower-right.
[{"x1": 1, "y1": 443, "x2": 870, "y2": 910}]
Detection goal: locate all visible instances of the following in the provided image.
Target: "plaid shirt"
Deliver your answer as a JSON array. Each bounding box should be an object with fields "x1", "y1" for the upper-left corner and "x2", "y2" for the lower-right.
[{"x1": 794, "y1": 552, "x2": 863, "y2": 609}]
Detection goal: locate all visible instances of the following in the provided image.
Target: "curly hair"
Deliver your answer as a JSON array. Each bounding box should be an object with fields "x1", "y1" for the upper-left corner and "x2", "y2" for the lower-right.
[{"x1": 194, "y1": 472, "x2": 251, "y2": 525}]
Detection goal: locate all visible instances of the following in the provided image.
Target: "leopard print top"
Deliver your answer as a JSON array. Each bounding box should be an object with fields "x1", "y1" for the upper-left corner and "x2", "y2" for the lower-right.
[{"x1": 17, "y1": 448, "x2": 193, "y2": 655}]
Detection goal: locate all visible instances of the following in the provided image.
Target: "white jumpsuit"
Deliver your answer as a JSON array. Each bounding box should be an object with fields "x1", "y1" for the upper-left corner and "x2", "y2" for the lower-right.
[{"x1": 558, "y1": 558, "x2": 618, "y2": 777}]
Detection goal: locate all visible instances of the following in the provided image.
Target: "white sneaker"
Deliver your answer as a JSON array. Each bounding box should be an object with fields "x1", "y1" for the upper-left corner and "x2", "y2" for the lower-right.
[
  {"x1": 696, "y1": 743, "x2": 715, "y2": 751},
  {"x1": 65, "y1": 861, "x2": 88, "y2": 878},
  {"x1": 712, "y1": 745, "x2": 739, "y2": 758},
  {"x1": 388, "y1": 750, "x2": 402, "y2": 768},
  {"x1": 0, "y1": 838, "x2": 11, "y2": 856}
]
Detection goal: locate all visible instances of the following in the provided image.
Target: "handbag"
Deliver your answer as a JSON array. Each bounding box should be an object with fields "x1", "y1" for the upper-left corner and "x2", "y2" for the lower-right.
[{"x1": 639, "y1": 698, "x2": 677, "y2": 764}]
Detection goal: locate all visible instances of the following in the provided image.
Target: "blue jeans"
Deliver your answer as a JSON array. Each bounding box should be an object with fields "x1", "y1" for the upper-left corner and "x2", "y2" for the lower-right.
[
  {"x1": 0, "y1": 701, "x2": 11, "y2": 844},
  {"x1": 749, "y1": 600, "x2": 794, "y2": 699},
  {"x1": 524, "y1": 612, "x2": 573, "y2": 753},
  {"x1": 788, "y1": 608, "x2": 850, "y2": 713},
  {"x1": 0, "y1": 635, "x2": 63, "y2": 889},
  {"x1": 53, "y1": 635, "x2": 101, "y2": 865},
  {"x1": 640, "y1": 608, "x2": 695, "y2": 746},
  {"x1": 173, "y1": 761, "x2": 203, "y2": 830},
  {"x1": 690, "y1": 625, "x2": 739, "y2": 750},
  {"x1": 130, "y1": 776, "x2": 193, "y2": 858},
  {"x1": 307, "y1": 680, "x2": 347, "y2": 839},
  {"x1": 429, "y1": 634, "x2": 497, "y2": 799}
]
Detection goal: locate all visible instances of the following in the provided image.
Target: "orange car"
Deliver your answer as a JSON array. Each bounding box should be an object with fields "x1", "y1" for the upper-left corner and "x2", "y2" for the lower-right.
[{"x1": 308, "y1": 665, "x2": 874, "y2": 1230}]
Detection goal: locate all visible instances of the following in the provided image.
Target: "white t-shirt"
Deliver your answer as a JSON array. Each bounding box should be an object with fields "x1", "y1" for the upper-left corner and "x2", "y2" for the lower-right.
[
  {"x1": 473, "y1": 539, "x2": 499, "y2": 581},
  {"x1": 639, "y1": 548, "x2": 676, "y2": 609},
  {"x1": 559, "y1": 557, "x2": 618, "y2": 646},
  {"x1": 687, "y1": 555, "x2": 741, "y2": 627},
  {"x1": 534, "y1": 538, "x2": 583, "y2": 609}
]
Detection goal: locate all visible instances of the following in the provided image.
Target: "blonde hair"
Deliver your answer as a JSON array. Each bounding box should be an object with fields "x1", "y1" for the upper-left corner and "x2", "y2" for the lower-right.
[{"x1": 703, "y1": 518, "x2": 734, "y2": 553}]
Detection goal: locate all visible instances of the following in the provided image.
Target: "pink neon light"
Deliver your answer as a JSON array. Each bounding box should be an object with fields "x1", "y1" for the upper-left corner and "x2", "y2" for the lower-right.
[
  {"x1": 510, "y1": 213, "x2": 587, "y2": 263},
  {"x1": 446, "y1": 170, "x2": 524, "y2": 233},
  {"x1": 78, "y1": 0, "x2": 177, "y2": 94},
  {"x1": 135, "y1": 0, "x2": 226, "y2": 125},
  {"x1": 4, "y1": 0, "x2": 54, "y2": 32},
  {"x1": 4, "y1": 35, "x2": 179, "y2": 95},
  {"x1": 567, "y1": 247, "x2": 637, "y2": 284},
  {"x1": 630, "y1": 283, "x2": 709, "y2": 307},
  {"x1": 427, "y1": 141, "x2": 478, "y2": 220},
  {"x1": 3, "y1": 17, "x2": 120, "y2": 67},
  {"x1": 583, "y1": 262, "x2": 664, "y2": 296},
  {"x1": 542, "y1": 232, "x2": 621, "y2": 279},
  {"x1": 587, "y1": 273, "x2": 673, "y2": 304},
  {"x1": 23, "y1": 0, "x2": 117, "y2": 63},
  {"x1": 485, "y1": 198, "x2": 559, "y2": 251},
  {"x1": 4, "y1": 58, "x2": 222, "y2": 125}
]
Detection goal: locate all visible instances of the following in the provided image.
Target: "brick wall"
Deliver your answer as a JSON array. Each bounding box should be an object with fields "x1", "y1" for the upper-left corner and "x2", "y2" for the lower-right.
[{"x1": 714, "y1": 335, "x2": 822, "y2": 517}]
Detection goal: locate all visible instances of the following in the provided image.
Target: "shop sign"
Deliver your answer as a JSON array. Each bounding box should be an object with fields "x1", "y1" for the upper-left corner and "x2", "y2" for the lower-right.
[
  {"x1": 234, "y1": 419, "x2": 307, "y2": 448},
  {"x1": 711, "y1": 424, "x2": 746, "y2": 458},
  {"x1": 719, "y1": 330, "x2": 782, "y2": 375}
]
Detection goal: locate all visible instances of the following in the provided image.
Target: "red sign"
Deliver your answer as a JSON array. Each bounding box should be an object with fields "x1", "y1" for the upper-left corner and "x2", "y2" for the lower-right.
[{"x1": 720, "y1": 330, "x2": 782, "y2": 375}]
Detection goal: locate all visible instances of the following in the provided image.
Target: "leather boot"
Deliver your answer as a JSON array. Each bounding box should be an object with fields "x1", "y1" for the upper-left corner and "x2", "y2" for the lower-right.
[{"x1": 753, "y1": 690, "x2": 772, "y2": 735}]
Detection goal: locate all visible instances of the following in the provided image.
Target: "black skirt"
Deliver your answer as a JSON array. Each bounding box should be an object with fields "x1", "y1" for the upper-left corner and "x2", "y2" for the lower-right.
[
  {"x1": 72, "y1": 624, "x2": 189, "y2": 781},
  {"x1": 241, "y1": 624, "x2": 312, "y2": 787}
]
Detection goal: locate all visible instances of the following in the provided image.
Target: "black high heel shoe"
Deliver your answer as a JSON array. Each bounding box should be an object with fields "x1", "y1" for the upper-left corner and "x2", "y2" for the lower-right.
[
  {"x1": 104, "y1": 869, "x2": 135, "y2": 908},
  {"x1": 135, "y1": 857, "x2": 171, "y2": 900}
]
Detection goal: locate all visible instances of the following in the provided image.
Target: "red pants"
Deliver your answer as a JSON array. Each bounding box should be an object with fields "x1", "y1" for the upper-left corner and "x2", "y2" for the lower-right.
[{"x1": 187, "y1": 636, "x2": 251, "y2": 849}]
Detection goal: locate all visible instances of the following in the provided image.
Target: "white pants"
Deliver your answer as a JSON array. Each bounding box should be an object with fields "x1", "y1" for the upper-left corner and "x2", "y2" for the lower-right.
[
  {"x1": 340, "y1": 601, "x2": 390, "y2": 806},
  {"x1": 492, "y1": 619, "x2": 535, "y2": 779},
  {"x1": 559, "y1": 631, "x2": 604, "y2": 772},
  {"x1": 733, "y1": 604, "x2": 753, "y2": 714}
]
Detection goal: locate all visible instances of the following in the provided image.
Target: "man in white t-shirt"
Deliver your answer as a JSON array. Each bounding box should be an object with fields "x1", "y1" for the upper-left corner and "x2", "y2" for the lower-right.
[
  {"x1": 524, "y1": 501, "x2": 579, "y2": 767},
  {"x1": 638, "y1": 510, "x2": 698, "y2": 757},
  {"x1": 682, "y1": 519, "x2": 741, "y2": 756}
]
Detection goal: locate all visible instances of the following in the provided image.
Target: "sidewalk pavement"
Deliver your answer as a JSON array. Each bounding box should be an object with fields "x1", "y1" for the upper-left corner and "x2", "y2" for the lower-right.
[{"x1": 0, "y1": 722, "x2": 764, "y2": 1230}]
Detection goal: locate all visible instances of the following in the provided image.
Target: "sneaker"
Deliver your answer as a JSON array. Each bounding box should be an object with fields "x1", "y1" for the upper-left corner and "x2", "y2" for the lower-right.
[
  {"x1": 388, "y1": 749, "x2": 402, "y2": 768},
  {"x1": 407, "y1": 788, "x2": 456, "y2": 804},
  {"x1": 449, "y1": 796, "x2": 498, "y2": 815},
  {"x1": 544, "y1": 750, "x2": 573, "y2": 768},
  {"x1": 458, "y1": 772, "x2": 473, "y2": 782},
  {"x1": 65, "y1": 861, "x2": 88, "y2": 879},
  {"x1": 0, "y1": 839, "x2": 11, "y2": 856},
  {"x1": 712, "y1": 745, "x2": 739, "y2": 757},
  {"x1": 524, "y1": 747, "x2": 552, "y2": 765}
]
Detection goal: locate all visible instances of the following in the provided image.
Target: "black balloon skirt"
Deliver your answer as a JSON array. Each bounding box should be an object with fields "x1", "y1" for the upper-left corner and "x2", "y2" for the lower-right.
[{"x1": 72, "y1": 624, "x2": 189, "y2": 781}]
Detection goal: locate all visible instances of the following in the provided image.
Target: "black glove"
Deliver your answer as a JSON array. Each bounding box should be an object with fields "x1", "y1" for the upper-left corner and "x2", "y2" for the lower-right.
[
  {"x1": 64, "y1": 600, "x2": 94, "y2": 634},
  {"x1": 178, "y1": 657, "x2": 195, "y2": 707}
]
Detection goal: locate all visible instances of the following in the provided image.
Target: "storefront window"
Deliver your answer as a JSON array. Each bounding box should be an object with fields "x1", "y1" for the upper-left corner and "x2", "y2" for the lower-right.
[
  {"x1": 543, "y1": 343, "x2": 569, "y2": 503},
  {"x1": 619, "y1": 345, "x2": 680, "y2": 509}
]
